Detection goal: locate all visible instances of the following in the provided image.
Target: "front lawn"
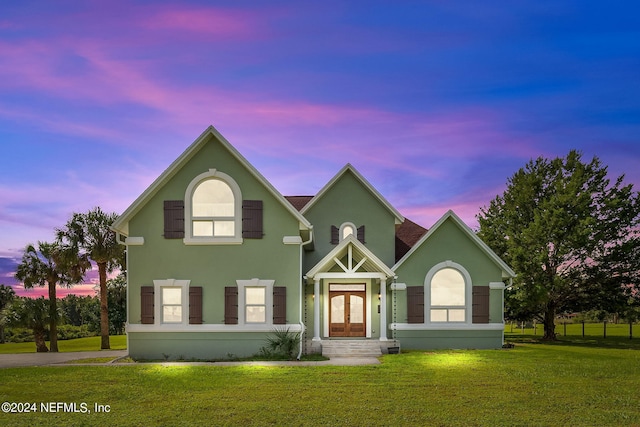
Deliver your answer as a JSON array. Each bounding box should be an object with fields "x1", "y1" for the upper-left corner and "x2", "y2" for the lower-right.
[
  {"x1": 0, "y1": 335, "x2": 127, "y2": 354},
  {"x1": 1, "y1": 339, "x2": 639, "y2": 426}
]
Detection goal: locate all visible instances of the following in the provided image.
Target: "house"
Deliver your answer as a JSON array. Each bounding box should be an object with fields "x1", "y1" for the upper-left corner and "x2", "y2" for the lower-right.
[{"x1": 111, "y1": 126, "x2": 516, "y2": 360}]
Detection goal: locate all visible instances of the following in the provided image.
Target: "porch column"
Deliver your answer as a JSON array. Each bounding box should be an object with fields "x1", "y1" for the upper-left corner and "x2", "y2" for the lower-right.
[
  {"x1": 379, "y1": 278, "x2": 388, "y2": 341},
  {"x1": 313, "y1": 279, "x2": 321, "y2": 341}
]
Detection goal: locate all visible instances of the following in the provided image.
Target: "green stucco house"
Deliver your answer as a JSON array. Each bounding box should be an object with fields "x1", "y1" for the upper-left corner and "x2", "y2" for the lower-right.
[{"x1": 112, "y1": 126, "x2": 516, "y2": 360}]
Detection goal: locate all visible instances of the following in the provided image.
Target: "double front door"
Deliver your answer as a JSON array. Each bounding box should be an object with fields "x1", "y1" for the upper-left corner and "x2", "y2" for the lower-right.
[{"x1": 329, "y1": 284, "x2": 366, "y2": 337}]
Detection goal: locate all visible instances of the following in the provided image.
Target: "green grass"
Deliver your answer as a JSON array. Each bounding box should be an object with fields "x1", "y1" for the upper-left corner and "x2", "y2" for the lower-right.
[
  {"x1": 506, "y1": 321, "x2": 637, "y2": 339},
  {"x1": 0, "y1": 335, "x2": 126, "y2": 354},
  {"x1": 1, "y1": 339, "x2": 639, "y2": 426}
]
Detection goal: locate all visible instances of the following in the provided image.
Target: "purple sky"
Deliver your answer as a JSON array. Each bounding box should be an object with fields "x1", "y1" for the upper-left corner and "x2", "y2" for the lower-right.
[{"x1": 1, "y1": 1, "x2": 639, "y2": 297}]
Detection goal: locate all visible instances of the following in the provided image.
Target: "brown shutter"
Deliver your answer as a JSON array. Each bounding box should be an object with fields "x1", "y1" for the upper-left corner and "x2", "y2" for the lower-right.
[
  {"x1": 164, "y1": 200, "x2": 185, "y2": 239},
  {"x1": 407, "y1": 286, "x2": 424, "y2": 323},
  {"x1": 242, "y1": 200, "x2": 263, "y2": 238},
  {"x1": 189, "y1": 287, "x2": 203, "y2": 324},
  {"x1": 224, "y1": 287, "x2": 238, "y2": 324},
  {"x1": 141, "y1": 286, "x2": 154, "y2": 324},
  {"x1": 273, "y1": 286, "x2": 287, "y2": 324},
  {"x1": 357, "y1": 225, "x2": 366, "y2": 243},
  {"x1": 330, "y1": 225, "x2": 339, "y2": 244},
  {"x1": 472, "y1": 286, "x2": 490, "y2": 324}
]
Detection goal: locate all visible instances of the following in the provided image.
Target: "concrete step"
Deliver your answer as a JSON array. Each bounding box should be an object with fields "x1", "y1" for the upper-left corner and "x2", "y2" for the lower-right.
[{"x1": 321, "y1": 340, "x2": 383, "y2": 358}]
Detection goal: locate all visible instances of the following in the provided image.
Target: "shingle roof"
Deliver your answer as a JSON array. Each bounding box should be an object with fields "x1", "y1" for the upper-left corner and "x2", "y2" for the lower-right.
[
  {"x1": 284, "y1": 196, "x2": 314, "y2": 211},
  {"x1": 394, "y1": 218, "x2": 428, "y2": 262},
  {"x1": 284, "y1": 195, "x2": 427, "y2": 262}
]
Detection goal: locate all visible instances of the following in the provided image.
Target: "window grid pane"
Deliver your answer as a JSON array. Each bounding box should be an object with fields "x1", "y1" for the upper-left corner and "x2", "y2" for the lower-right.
[
  {"x1": 214, "y1": 221, "x2": 235, "y2": 237},
  {"x1": 246, "y1": 306, "x2": 266, "y2": 323},
  {"x1": 163, "y1": 306, "x2": 182, "y2": 323}
]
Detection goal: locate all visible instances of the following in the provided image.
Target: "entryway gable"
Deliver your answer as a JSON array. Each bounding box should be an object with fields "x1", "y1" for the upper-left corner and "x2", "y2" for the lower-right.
[{"x1": 306, "y1": 234, "x2": 395, "y2": 278}]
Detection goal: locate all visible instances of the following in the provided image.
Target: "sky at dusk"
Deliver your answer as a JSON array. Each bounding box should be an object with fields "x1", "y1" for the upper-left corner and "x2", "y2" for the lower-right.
[{"x1": 1, "y1": 1, "x2": 639, "y2": 297}]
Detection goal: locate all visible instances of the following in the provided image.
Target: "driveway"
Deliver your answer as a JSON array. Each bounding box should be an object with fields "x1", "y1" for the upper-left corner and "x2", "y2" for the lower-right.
[{"x1": 0, "y1": 350, "x2": 128, "y2": 368}]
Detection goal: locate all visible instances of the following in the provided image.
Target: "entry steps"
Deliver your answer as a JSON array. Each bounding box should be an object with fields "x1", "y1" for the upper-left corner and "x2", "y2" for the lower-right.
[{"x1": 321, "y1": 340, "x2": 383, "y2": 358}]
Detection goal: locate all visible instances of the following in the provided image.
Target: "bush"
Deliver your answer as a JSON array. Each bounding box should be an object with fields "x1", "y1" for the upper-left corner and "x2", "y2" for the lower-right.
[
  {"x1": 262, "y1": 328, "x2": 301, "y2": 360},
  {"x1": 56, "y1": 324, "x2": 96, "y2": 340},
  {"x1": 3, "y1": 325, "x2": 96, "y2": 343},
  {"x1": 4, "y1": 327, "x2": 34, "y2": 343}
]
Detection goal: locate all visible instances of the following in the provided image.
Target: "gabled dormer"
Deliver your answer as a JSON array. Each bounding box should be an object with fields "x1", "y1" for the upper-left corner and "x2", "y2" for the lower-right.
[{"x1": 301, "y1": 164, "x2": 404, "y2": 271}]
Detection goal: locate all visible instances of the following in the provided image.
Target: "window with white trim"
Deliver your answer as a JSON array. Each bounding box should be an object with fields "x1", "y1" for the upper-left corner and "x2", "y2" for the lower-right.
[
  {"x1": 162, "y1": 287, "x2": 183, "y2": 323},
  {"x1": 184, "y1": 169, "x2": 242, "y2": 244},
  {"x1": 430, "y1": 267, "x2": 466, "y2": 322},
  {"x1": 245, "y1": 287, "x2": 266, "y2": 323},
  {"x1": 153, "y1": 279, "x2": 190, "y2": 325},
  {"x1": 339, "y1": 222, "x2": 356, "y2": 241},
  {"x1": 236, "y1": 279, "x2": 274, "y2": 325}
]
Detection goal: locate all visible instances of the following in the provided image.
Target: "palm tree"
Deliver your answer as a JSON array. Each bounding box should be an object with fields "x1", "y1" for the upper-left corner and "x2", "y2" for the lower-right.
[
  {"x1": 57, "y1": 207, "x2": 124, "y2": 349},
  {"x1": 3, "y1": 297, "x2": 52, "y2": 352},
  {"x1": 15, "y1": 242, "x2": 90, "y2": 352}
]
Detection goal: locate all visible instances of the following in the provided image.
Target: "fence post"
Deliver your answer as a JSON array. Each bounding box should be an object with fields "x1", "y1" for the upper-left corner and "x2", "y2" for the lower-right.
[
  {"x1": 563, "y1": 322, "x2": 567, "y2": 337},
  {"x1": 533, "y1": 321, "x2": 536, "y2": 335},
  {"x1": 521, "y1": 321, "x2": 525, "y2": 334},
  {"x1": 603, "y1": 320, "x2": 607, "y2": 339},
  {"x1": 630, "y1": 321, "x2": 633, "y2": 340},
  {"x1": 582, "y1": 320, "x2": 585, "y2": 338}
]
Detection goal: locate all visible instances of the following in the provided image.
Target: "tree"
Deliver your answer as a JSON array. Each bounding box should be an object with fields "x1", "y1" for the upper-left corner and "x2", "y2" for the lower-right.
[
  {"x1": 59, "y1": 294, "x2": 100, "y2": 330},
  {"x1": 106, "y1": 273, "x2": 127, "y2": 335},
  {"x1": 0, "y1": 284, "x2": 16, "y2": 343},
  {"x1": 14, "y1": 242, "x2": 90, "y2": 351},
  {"x1": 478, "y1": 150, "x2": 640, "y2": 340},
  {"x1": 57, "y1": 207, "x2": 124, "y2": 349},
  {"x1": 3, "y1": 297, "x2": 55, "y2": 352}
]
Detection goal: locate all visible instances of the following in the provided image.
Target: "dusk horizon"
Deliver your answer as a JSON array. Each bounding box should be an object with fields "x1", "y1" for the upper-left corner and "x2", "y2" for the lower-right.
[{"x1": 2, "y1": 1, "x2": 639, "y2": 297}]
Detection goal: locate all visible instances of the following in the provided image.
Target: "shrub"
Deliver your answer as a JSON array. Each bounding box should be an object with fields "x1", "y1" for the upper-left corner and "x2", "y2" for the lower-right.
[
  {"x1": 56, "y1": 324, "x2": 96, "y2": 340},
  {"x1": 4, "y1": 327, "x2": 34, "y2": 343},
  {"x1": 263, "y1": 327, "x2": 301, "y2": 360}
]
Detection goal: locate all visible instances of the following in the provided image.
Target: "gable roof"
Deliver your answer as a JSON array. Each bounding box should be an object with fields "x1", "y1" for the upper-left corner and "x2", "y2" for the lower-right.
[
  {"x1": 300, "y1": 164, "x2": 405, "y2": 225},
  {"x1": 111, "y1": 125, "x2": 312, "y2": 235},
  {"x1": 306, "y1": 234, "x2": 395, "y2": 279},
  {"x1": 392, "y1": 210, "x2": 516, "y2": 279}
]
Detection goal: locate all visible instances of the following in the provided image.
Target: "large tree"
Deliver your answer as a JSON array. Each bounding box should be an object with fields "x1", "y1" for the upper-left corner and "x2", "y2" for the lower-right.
[
  {"x1": 57, "y1": 207, "x2": 124, "y2": 349},
  {"x1": 478, "y1": 150, "x2": 640, "y2": 340},
  {"x1": 15, "y1": 242, "x2": 90, "y2": 351}
]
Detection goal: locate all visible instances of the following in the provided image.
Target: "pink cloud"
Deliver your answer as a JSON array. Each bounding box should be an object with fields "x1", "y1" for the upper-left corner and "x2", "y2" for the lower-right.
[{"x1": 142, "y1": 6, "x2": 264, "y2": 39}]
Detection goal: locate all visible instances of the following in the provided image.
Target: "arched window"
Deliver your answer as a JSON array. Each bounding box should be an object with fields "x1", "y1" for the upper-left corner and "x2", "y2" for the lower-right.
[
  {"x1": 339, "y1": 222, "x2": 356, "y2": 241},
  {"x1": 184, "y1": 169, "x2": 242, "y2": 244},
  {"x1": 425, "y1": 261, "x2": 471, "y2": 323},
  {"x1": 192, "y1": 179, "x2": 235, "y2": 237}
]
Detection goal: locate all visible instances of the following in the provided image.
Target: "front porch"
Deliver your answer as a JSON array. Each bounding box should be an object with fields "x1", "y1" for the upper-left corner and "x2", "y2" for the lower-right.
[{"x1": 303, "y1": 235, "x2": 397, "y2": 355}]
